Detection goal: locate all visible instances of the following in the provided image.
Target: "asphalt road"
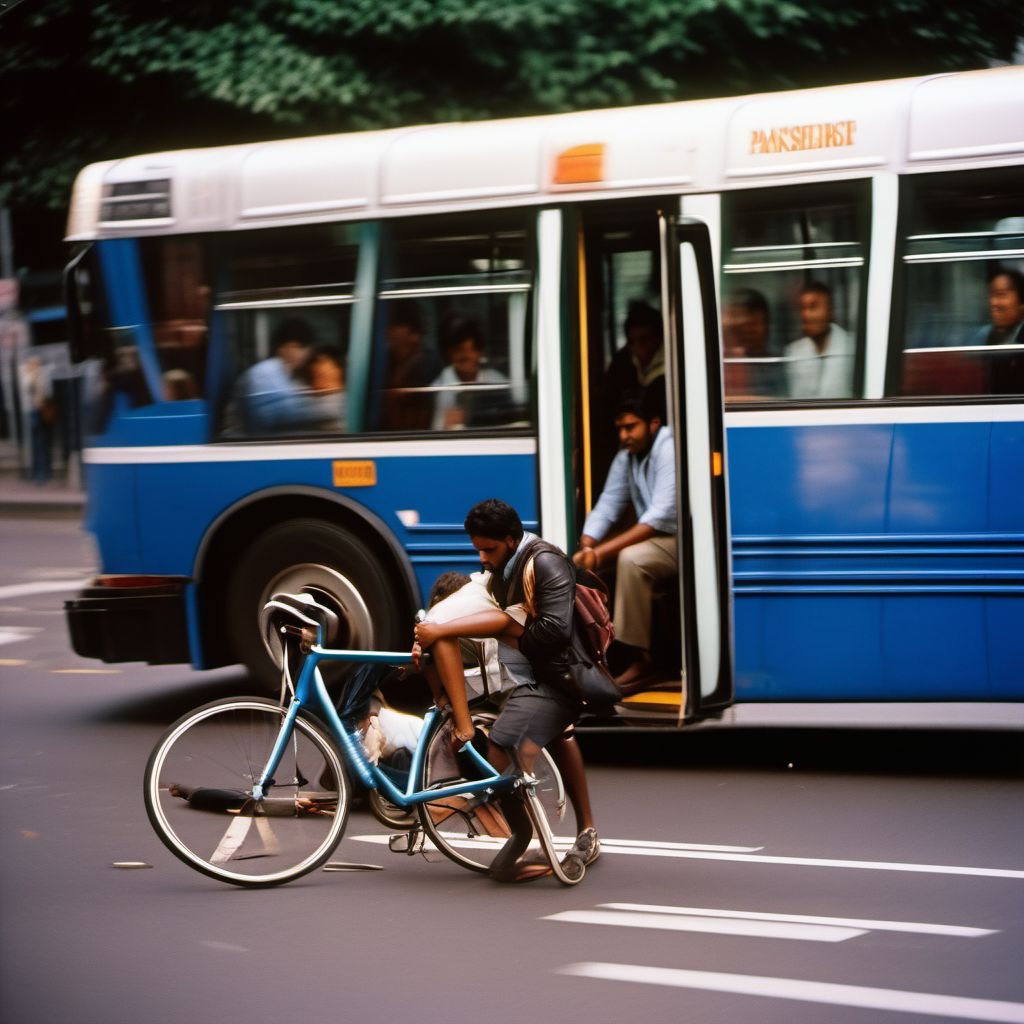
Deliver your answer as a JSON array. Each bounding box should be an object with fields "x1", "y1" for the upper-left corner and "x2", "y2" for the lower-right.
[{"x1": 1, "y1": 513, "x2": 1023, "y2": 1024}]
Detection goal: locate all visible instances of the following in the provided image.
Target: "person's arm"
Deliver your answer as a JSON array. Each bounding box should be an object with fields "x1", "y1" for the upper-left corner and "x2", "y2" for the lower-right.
[
  {"x1": 576, "y1": 450, "x2": 630, "y2": 556},
  {"x1": 414, "y1": 609, "x2": 521, "y2": 649},
  {"x1": 518, "y1": 552, "x2": 574, "y2": 663},
  {"x1": 635, "y1": 428, "x2": 677, "y2": 534},
  {"x1": 582, "y1": 522, "x2": 657, "y2": 570},
  {"x1": 243, "y1": 361, "x2": 328, "y2": 431}
]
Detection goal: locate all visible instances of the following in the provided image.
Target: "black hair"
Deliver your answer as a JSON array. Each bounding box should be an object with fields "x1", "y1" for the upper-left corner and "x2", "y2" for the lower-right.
[
  {"x1": 800, "y1": 281, "x2": 832, "y2": 302},
  {"x1": 428, "y1": 570, "x2": 472, "y2": 608},
  {"x1": 440, "y1": 312, "x2": 484, "y2": 352},
  {"x1": 311, "y1": 345, "x2": 344, "y2": 366},
  {"x1": 463, "y1": 498, "x2": 524, "y2": 542},
  {"x1": 272, "y1": 318, "x2": 314, "y2": 350},
  {"x1": 726, "y1": 288, "x2": 770, "y2": 320},
  {"x1": 990, "y1": 268, "x2": 1024, "y2": 303},
  {"x1": 623, "y1": 301, "x2": 662, "y2": 338},
  {"x1": 388, "y1": 298, "x2": 424, "y2": 335},
  {"x1": 615, "y1": 384, "x2": 666, "y2": 424}
]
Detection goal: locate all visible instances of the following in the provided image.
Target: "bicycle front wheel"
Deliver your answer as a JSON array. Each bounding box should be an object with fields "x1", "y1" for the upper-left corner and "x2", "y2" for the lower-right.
[
  {"x1": 418, "y1": 717, "x2": 566, "y2": 874},
  {"x1": 144, "y1": 697, "x2": 349, "y2": 888}
]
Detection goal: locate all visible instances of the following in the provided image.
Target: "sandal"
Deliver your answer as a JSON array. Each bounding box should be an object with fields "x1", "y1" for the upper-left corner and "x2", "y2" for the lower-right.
[{"x1": 569, "y1": 827, "x2": 600, "y2": 866}]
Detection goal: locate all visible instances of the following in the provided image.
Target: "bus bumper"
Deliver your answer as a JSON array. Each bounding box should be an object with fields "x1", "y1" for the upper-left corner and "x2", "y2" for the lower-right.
[{"x1": 65, "y1": 579, "x2": 191, "y2": 665}]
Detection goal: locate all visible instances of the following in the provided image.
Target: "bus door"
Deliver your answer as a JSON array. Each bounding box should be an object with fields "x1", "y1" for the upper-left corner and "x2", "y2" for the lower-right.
[{"x1": 573, "y1": 201, "x2": 733, "y2": 723}]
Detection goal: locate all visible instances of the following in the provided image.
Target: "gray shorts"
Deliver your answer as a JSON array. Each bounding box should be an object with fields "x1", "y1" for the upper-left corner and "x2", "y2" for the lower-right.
[{"x1": 488, "y1": 684, "x2": 580, "y2": 751}]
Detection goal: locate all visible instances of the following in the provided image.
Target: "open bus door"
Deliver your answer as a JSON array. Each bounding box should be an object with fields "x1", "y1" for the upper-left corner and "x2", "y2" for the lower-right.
[
  {"x1": 662, "y1": 215, "x2": 734, "y2": 722},
  {"x1": 564, "y1": 202, "x2": 733, "y2": 726}
]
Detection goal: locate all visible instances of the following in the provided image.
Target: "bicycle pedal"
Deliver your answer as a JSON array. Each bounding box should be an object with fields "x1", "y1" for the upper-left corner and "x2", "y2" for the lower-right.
[{"x1": 388, "y1": 830, "x2": 425, "y2": 856}]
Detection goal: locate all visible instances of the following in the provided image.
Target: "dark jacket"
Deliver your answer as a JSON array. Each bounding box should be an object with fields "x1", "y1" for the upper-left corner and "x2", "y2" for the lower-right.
[{"x1": 491, "y1": 538, "x2": 575, "y2": 689}]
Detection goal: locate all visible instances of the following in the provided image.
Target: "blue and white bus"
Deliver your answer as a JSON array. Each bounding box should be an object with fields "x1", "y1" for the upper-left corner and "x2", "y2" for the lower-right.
[{"x1": 63, "y1": 66, "x2": 1023, "y2": 725}]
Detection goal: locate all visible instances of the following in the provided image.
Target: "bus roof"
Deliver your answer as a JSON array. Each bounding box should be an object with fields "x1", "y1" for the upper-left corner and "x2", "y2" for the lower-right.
[{"x1": 66, "y1": 66, "x2": 1024, "y2": 241}]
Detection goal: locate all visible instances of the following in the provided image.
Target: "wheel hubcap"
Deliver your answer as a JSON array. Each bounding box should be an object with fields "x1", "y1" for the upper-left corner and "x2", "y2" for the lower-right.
[{"x1": 260, "y1": 563, "x2": 373, "y2": 660}]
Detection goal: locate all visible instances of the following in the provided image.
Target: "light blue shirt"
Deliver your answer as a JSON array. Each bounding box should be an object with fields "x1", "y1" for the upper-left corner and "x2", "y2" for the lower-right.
[
  {"x1": 582, "y1": 426, "x2": 676, "y2": 539},
  {"x1": 237, "y1": 357, "x2": 331, "y2": 434}
]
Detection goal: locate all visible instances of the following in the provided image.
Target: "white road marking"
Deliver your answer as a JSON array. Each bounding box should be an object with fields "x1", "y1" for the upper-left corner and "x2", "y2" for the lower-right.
[
  {"x1": 598, "y1": 903, "x2": 996, "y2": 938},
  {"x1": 545, "y1": 909, "x2": 863, "y2": 942},
  {"x1": 0, "y1": 580, "x2": 89, "y2": 600},
  {"x1": 0, "y1": 626, "x2": 40, "y2": 647},
  {"x1": 557, "y1": 964, "x2": 1024, "y2": 1023},
  {"x1": 351, "y1": 833, "x2": 760, "y2": 854},
  {"x1": 352, "y1": 832, "x2": 1024, "y2": 879}
]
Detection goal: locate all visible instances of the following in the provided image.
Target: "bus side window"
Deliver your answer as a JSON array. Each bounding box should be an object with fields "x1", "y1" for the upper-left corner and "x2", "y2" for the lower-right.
[
  {"x1": 372, "y1": 211, "x2": 534, "y2": 434},
  {"x1": 721, "y1": 182, "x2": 869, "y2": 403},
  {"x1": 893, "y1": 169, "x2": 1024, "y2": 399},
  {"x1": 212, "y1": 224, "x2": 358, "y2": 438},
  {"x1": 140, "y1": 238, "x2": 210, "y2": 402}
]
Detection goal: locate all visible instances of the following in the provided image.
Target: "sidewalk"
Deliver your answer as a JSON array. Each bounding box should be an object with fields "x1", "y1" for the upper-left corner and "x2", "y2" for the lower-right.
[
  {"x1": 0, "y1": 472, "x2": 84, "y2": 514},
  {"x1": 0, "y1": 437, "x2": 84, "y2": 514}
]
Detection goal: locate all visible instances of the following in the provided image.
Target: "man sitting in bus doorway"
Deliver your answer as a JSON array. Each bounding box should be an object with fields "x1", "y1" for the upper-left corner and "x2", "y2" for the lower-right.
[
  {"x1": 572, "y1": 386, "x2": 677, "y2": 690},
  {"x1": 236, "y1": 318, "x2": 335, "y2": 435},
  {"x1": 784, "y1": 281, "x2": 854, "y2": 400}
]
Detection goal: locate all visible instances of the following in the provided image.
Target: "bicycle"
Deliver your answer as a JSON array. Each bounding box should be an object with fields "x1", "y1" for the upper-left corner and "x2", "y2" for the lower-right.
[{"x1": 143, "y1": 591, "x2": 585, "y2": 888}]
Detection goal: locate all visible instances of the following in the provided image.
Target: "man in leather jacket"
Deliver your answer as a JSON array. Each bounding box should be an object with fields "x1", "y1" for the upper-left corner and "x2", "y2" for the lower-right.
[{"x1": 463, "y1": 498, "x2": 599, "y2": 881}]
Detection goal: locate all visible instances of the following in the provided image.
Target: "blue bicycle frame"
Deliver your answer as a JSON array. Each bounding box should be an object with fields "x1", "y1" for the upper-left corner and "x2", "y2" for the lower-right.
[{"x1": 253, "y1": 640, "x2": 515, "y2": 808}]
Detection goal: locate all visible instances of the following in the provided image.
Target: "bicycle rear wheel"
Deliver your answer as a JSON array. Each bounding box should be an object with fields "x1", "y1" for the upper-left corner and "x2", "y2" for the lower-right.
[
  {"x1": 417, "y1": 716, "x2": 566, "y2": 874},
  {"x1": 144, "y1": 697, "x2": 349, "y2": 888}
]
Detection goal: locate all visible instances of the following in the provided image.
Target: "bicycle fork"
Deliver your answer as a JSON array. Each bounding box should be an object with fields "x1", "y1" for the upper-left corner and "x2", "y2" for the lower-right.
[{"x1": 518, "y1": 774, "x2": 585, "y2": 886}]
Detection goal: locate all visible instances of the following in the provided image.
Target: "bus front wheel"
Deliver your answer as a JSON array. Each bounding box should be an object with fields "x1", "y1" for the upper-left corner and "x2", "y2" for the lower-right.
[{"x1": 227, "y1": 518, "x2": 403, "y2": 691}]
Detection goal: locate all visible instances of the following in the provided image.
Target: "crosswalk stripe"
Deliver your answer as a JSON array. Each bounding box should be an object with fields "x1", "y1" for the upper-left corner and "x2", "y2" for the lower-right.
[
  {"x1": 557, "y1": 964, "x2": 1024, "y2": 1023},
  {"x1": 598, "y1": 903, "x2": 996, "y2": 938},
  {"x1": 545, "y1": 909, "x2": 863, "y2": 942},
  {"x1": 351, "y1": 832, "x2": 1024, "y2": 878}
]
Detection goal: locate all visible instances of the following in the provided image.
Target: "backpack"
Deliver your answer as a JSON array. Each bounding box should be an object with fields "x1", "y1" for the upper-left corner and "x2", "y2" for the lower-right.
[{"x1": 522, "y1": 547, "x2": 622, "y2": 707}]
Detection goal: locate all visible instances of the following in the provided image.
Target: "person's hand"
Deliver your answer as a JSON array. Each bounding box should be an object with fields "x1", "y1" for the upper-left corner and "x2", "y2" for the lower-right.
[
  {"x1": 414, "y1": 621, "x2": 442, "y2": 648},
  {"x1": 573, "y1": 547, "x2": 598, "y2": 571},
  {"x1": 411, "y1": 640, "x2": 424, "y2": 670}
]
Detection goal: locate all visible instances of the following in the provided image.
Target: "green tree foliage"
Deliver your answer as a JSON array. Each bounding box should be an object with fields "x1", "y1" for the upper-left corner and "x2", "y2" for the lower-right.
[{"x1": 2, "y1": 0, "x2": 1020, "y2": 219}]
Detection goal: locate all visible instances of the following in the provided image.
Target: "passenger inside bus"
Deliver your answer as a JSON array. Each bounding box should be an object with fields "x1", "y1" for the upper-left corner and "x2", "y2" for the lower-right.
[
  {"x1": 971, "y1": 269, "x2": 1024, "y2": 347},
  {"x1": 601, "y1": 301, "x2": 665, "y2": 408},
  {"x1": 973, "y1": 269, "x2": 1024, "y2": 395},
  {"x1": 308, "y1": 345, "x2": 347, "y2": 431},
  {"x1": 722, "y1": 287, "x2": 784, "y2": 401},
  {"x1": 381, "y1": 300, "x2": 438, "y2": 431},
  {"x1": 784, "y1": 281, "x2": 855, "y2": 400},
  {"x1": 573, "y1": 385, "x2": 678, "y2": 690},
  {"x1": 430, "y1": 312, "x2": 510, "y2": 430},
  {"x1": 234, "y1": 318, "x2": 338, "y2": 435}
]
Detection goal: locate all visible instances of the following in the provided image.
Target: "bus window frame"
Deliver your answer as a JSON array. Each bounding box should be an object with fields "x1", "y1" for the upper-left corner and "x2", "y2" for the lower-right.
[
  {"x1": 885, "y1": 167, "x2": 1024, "y2": 402},
  {"x1": 720, "y1": 177, "x2": 873, "y2": 407}
]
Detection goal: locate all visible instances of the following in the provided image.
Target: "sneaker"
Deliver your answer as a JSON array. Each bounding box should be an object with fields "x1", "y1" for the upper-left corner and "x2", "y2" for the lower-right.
[{"x1": 570, "y1": 827, "x2": 600, "y2": 866}]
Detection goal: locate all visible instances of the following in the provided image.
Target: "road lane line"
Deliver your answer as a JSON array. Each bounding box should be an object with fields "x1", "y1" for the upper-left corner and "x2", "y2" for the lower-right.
[
  {"x1": 545, "y1": 909, "x2": 863, "y2": 942},
  {"x1": 0, "y1": 580, "x2": 90, "y2": 600},
  {"x1": 0, "y1": 627, "x2": 41, "y2": 647},
  {"x1": 600, "y1": 903, "x2": 996, "y2": 938},
  {"x1": 350, "y1": 834, "x2": 757, "y2": 854},
  {"x1": 557, "y1": 963, "x2": 1024, "y2": 1023},
  {"x1": 350, "y1": 833, "x2": 1024, "y2": 878}
]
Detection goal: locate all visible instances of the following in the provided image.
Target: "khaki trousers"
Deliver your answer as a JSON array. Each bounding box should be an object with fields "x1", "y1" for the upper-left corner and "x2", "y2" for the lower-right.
[{"x1": 613, "y1": 535, "x2": 679, "y2": 655}]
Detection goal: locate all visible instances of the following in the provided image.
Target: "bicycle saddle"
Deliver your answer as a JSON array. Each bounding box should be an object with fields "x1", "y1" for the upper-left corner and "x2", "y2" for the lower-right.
[{"x1": 260, "y1": 590, "x2": 340, "y2": 670}]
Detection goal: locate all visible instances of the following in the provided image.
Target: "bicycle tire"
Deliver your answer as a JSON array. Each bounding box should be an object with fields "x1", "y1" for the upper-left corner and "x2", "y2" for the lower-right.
[
  {"x1": 144, "y1": 697, "x2": 349, "y2": 888},
  {"x1": 417, "y1": 716, "x2": 566, "y2": 874},
  {"x1": 368, "y1": 788, "x2": 417, "y2": 830}
]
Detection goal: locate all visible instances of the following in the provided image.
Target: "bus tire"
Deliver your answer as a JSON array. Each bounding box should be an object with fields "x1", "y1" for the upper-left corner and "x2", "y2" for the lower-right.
[{"x1": 227, "y1": 518, "x2": 403, "y2": 692}]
